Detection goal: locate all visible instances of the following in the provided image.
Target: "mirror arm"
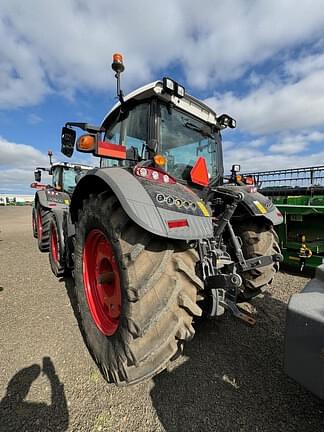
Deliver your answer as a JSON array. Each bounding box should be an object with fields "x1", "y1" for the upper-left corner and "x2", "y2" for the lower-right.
[
  {"x1": 35, "y1": 167, "x2": 50, "y2": 172},
  {"x1": 65, "y1": 122, "x2": 104, "y2": 133}
]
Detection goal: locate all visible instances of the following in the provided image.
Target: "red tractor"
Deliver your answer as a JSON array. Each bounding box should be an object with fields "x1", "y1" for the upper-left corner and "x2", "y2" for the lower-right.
[{"x1": 55, "y1": 54, "x2": 282, "y2": 385}]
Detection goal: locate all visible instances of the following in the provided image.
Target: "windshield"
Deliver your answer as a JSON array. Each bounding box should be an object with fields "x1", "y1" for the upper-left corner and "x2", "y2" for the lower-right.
[
  {"x1": 63, "y1": 167, "x2": 88, "y2": 193},
  {"x1": 159, "y1": 105, "x2": 218, "y2": 182}
]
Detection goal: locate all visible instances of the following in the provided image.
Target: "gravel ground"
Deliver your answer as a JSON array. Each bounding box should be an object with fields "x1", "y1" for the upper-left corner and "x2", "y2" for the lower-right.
[{"x1": 1, "y1": 206, "x2": 324, "y2": 432}]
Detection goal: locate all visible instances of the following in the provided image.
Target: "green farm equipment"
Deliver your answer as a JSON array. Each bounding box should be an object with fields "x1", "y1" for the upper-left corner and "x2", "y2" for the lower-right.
[{"x1": 246, "y1": 165, "x2": 324, "y2": 272}]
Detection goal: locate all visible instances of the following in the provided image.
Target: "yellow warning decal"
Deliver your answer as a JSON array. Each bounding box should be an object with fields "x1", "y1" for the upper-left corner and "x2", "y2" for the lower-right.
[
  {"x1": 253, "y1": 200, "x2": 267, "y2": 214},
  {"x1": 197, "y1": 201, "x2": 210, "y2": 217},
  {"x1": 64, "y1": 199, "x2": 70, "y2": 205}
]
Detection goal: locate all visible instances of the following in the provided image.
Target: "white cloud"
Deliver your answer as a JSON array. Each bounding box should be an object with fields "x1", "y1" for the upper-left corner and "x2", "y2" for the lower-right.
[
  {"x1": 0, "y1": 137, "x2": 50, "y2": 193},
  {"x1": 0, "y1": 137, "x2": 48, "y2": 169},
  {"x1": 224, "y1": 147, "x2": 324, "y2": 173},
  {"x1": 1, "y1": 0, "x2": 324, "y2": 107},
  {"x1": 0, "y1": 136, "x2": 97, "y2": 193},
  {"x1": 269, "y1": 131, "x2": 324, "y2": 154},
  {"x1": 0, "y1": 17, "x2": 50, "y2": 108},
  {"x1": 284, "y1": 52, "x2": 324, "y2": 80},
  {"x1": 0, "y1": 168, "x2": 46, "y2": 193},
  {"x1": 207, "y1": 66, "x2": 324, "y2": 134},
  {"x1": 249, "y1": 138, "x2": 266, "y2": 148},
  {"x1": 269, "y1": 140, "x2": 307, "y2": 155},
  {"x1": 221, "y1": 128, "x2": 324, "y2": 174}
]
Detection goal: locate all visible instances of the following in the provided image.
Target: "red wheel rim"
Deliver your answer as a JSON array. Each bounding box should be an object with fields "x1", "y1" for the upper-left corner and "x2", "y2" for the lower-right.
[
  {"x1": 82, "y1": 229, "x2": 122, "y2": 336},
  {"x1": 37, "y1": 212, "x2": 43, "y2": 240},
  {"x1": 51, "y1": 224, "x2": 59, "y2": 263}
]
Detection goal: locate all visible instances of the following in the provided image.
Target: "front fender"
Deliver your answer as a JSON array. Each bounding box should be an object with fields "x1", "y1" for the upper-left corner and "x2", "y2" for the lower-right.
[
  {"x1": 217, "y1": 185, "x2": 283, "y2": 225},
  {"x1": 70, "y1": 167, "x2": 213, "y2": 240},
  {"x1": 51, "y1": 209, "x2": 66, "y2": 256},
  {"x1": 242, "y1": 189, "x2": 283, "y2": 225}
]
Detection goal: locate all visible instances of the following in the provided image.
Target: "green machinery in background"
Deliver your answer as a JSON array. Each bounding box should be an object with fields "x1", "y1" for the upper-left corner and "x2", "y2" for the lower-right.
[{"x1": 245, "y1": 165, "x2": 324, "y2": 272}]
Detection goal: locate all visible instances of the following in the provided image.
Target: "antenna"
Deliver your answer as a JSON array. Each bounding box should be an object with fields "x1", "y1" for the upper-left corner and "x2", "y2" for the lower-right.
[{"x1": 111, "y1": 53, "x2": 125, "y2": 104}]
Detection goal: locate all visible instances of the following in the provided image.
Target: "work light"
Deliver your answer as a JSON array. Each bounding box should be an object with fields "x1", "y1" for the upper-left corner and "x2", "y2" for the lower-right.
[
  {"x1": 163, "y1": 77, "x2": 175, "y2": 93},
  {"x1": 176, "y1": 84, "x2": 185, "y2": 98},
  {"x1": 217, "y1": 114, "x2": 236, "y2": 129}
]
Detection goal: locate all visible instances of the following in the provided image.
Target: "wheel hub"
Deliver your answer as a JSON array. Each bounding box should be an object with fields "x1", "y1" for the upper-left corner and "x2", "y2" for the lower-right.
[{"x1": 82, "y1": 229, "x2": 122, "y2": 336}]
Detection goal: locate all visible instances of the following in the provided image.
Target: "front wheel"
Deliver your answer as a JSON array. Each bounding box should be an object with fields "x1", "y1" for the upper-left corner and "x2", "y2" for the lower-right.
[
  {"x1": 235, "y1": 220, "x2": 280, "y2": 296},
  {"x1": 73, "y1": 191, "x2": 202, "y2": 385}
]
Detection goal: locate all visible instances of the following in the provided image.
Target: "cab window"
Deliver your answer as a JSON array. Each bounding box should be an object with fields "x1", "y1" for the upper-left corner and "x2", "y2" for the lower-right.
[
  {"x1": 124, "y1": 103, "x2": 149, "y2": 157},
  {"x1": 105, "y1": 122, "x2": 121, "y2": 145},
  {"x1": 102, "y1": 103, "x2": 149, "y2": 167},
  {"x1": 52, "y1": 168, "x2": 61, "y2": 189}
]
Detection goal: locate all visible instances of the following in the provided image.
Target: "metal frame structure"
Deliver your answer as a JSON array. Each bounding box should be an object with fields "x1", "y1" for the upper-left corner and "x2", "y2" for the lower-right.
[{"x1": 245, "y1": 165, "x2": 324, "y2": 271}]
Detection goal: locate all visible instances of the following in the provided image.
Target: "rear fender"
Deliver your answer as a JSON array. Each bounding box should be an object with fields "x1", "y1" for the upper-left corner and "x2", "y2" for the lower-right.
[
  {"x1": 50, "y1": 209, "x2": 66, "y2": 259},
  {"x1": 51, "y1": 208, "x2": 74, "y2": 268},
  {"x1": 35, "y1": 190, "x2": 49, "y2": 209},
  {"x1": 70, "y1": 167, "x2": 213, "y2": 240},
  {"x1": 35, "y1": 189, "x2": 70, "y2": 211}
]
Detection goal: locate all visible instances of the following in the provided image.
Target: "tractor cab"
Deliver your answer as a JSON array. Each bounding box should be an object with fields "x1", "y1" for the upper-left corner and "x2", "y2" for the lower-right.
[
  {"x1": 49, "y1": 162, "x2": 92, "y2": 194},
  {"x1": 99, "y1": 78, "x2": 236, "y2": 187},
  {"x1": 61, "y1": 54, "x2": 236, "y2": 191},
  {"x1": 33, "y1": 158, "x2": 92, "y2": 195}
]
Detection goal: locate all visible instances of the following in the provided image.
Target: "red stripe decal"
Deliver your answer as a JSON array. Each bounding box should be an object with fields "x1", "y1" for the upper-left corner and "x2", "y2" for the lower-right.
[{"x1": 97, "y1": 141, "x2": 126, "y2": 159}]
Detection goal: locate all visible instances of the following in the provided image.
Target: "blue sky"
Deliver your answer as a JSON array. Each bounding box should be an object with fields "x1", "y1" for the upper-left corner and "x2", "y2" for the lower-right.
[{"x1": 1, "y1": 0, "x2": 324, "y2": 193}]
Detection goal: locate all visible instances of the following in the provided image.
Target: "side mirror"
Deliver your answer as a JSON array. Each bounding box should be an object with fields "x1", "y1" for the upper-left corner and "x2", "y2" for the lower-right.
[
  {"x1": 61, "y1": 127, "x2": 76, "y2": 157},
  {"x1": 231, "y1": 164, "x2": 240, "y2": 173},
  {"x1": 34, "y1": 169, "x2": 41, "y2": 182}
]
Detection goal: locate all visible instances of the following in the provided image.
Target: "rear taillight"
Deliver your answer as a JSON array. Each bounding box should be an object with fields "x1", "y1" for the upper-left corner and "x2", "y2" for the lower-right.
[
  {"x1": 134, "y1": 166, "x2": 176, "y2": 184},
  {"x1": 167, "y1": 219, "x2": 189, "y2": 229},
  {"x1": 245, "y1": 175, "x2": 255, "y2": 185}
]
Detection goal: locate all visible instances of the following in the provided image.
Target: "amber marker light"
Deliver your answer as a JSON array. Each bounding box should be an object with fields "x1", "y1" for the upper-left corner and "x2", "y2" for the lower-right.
[
  {"x1": 154, "y1": 154, "x2": 166, "y2": 166},
  {"x1": 113, "y1": 53, "x2": 123, "y2": 63},
  {"x1": 78, "y1": 135, "x2": 95, "y2": 151}
]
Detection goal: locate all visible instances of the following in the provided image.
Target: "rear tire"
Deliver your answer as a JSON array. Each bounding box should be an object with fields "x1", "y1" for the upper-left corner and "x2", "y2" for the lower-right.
[
  {"x1": 37, "y1": 204, "x2": 51, "y2": 252},
  {"x1": 73, "y1": 191, "x2": 203, "y2": 385},
  {"x1": 235, "y1": 220, "x2": 280, "y2": 295},
  {"x1": 49, "y1": 215, "x2": 66, "y2": 278}
]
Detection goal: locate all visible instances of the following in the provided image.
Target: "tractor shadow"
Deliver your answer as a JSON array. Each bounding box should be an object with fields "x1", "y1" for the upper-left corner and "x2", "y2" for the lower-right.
[
  {"x1": 150, "y1": 293, "x2": 324, "y2": 432},
  {"x1": 0, "y1": 357, "x2": 69, "y2": 432}
]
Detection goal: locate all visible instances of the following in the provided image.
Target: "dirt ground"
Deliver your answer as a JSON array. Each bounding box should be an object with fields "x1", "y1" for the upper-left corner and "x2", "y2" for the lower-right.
[{"x1": 0, "y1": 206, "x2": 324, "y2": 432}]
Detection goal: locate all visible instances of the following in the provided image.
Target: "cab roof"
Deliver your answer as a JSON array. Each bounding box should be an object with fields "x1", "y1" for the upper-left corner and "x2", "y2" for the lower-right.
[
  {"x1": 101, "y1": 79, "x2": 218, "y2": 128},
  {"x1": 51, "y1": 162, "x2": 93, "y2": 170}
]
